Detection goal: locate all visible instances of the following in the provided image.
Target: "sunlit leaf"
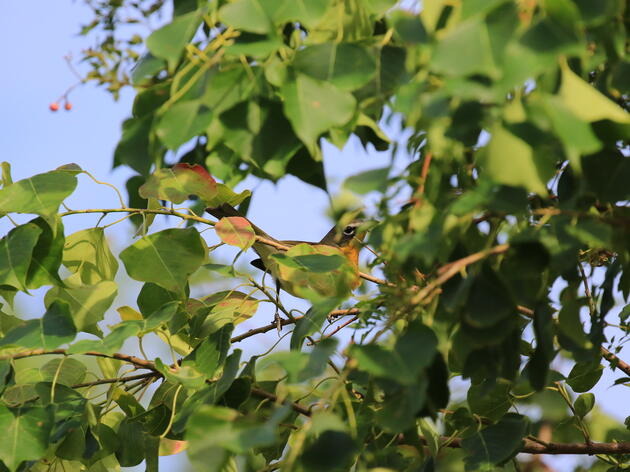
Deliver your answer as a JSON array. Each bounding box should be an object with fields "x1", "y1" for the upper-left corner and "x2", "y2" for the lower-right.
[
  {"x1": 120, "y1": 227, "x2": 207, "y2": 293},
  {"x1": 215, "y1": 217, "x2": 256, "y2": 250},
  {"x1": 63, "y1": 227, "x2": 118, "y2": 285},
  {"x1": 0, "y1": 405, "x2": 53, "y2": 471},
  {"x1": 0, "y1": 170, "x2": 77, "y2": 226}
]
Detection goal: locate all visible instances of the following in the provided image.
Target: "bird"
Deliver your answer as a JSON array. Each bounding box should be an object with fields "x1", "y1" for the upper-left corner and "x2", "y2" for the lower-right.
[{"x1": 206, "y1": 203, "x2": 366, "y2": 328}]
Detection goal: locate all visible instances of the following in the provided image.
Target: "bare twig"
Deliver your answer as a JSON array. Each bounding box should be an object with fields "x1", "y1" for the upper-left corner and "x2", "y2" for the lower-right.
[
  {"x1": 250, "y1": 387, "x2": 311, "y2": 416},
  {"x1": 421, "y1": 436, "x2": 630, "y2": 455},
  {"x1": 308, "y1": 316, "x2": 359, "y2": 345},
  {"x1": 72, "y1": 372, "x2": 158, "y2": 389},
  {"x1": 410, "y1": 244, "x2": 510, "y2": 304},
  {"x1": 3, "y1": 349, "x2": 155, "y2": 371}
]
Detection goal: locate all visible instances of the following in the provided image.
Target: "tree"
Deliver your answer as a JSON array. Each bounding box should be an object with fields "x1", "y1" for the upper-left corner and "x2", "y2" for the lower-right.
[{"x1": 1, "y1": 0, "x2": 629, "y2": 470}]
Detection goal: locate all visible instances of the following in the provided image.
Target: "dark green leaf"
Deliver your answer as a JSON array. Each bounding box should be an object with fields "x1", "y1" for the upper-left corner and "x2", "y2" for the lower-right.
[
  {"x1": 567, "y1": 362, "x2": 603, "y2": 392},
  {"x1": 461, "y1": 413, "x2": 529, "y2": 470}
]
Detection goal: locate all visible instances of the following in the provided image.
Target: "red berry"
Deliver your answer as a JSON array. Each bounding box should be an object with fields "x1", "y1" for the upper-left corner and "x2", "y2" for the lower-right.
[
  {"x1": 64, "y1": 102, "x2": 72, "y2": 111},
  {"x1": 49, "y1": 102, "x2": 59, "y2": 112}
]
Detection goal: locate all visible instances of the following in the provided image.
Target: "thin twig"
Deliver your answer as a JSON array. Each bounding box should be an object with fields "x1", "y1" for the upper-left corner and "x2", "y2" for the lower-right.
[
  {"x1": 3, "y1": 349, "x2": 155, "y2": 370},
  {"x1": 308, "y1": 316, "x2": 359, "y2": 345},
  {"x1": 418, "y1": 436, "x2": 630, "y2": 455},
  {"x1": 250, "y1": 387, "x2": 311, "y2": 416},
  {"x1": 410, "y1": 244, "x2": 510, "y2": 304},
  {"x1": 72, "y1": 372, "x2": 158, "y2": 389},
  {"x1": 60, "y1": 207, "x2": 215, "y2": 226}
]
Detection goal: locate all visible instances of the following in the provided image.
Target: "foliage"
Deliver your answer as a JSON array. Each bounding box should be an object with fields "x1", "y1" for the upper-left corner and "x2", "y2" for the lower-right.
[{"x1": 1, "y1": 0, "x2": 630, "y2": 471}]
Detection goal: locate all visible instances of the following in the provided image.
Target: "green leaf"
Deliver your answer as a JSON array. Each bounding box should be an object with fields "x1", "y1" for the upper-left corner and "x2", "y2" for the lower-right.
[
  {"x1": 155, "y1": 358, "x2": 206, "y2": 390},
  {"x1": 432, "y1": 18, "x2": 496, "y2": 77},
  {"x1": 26, "y1": 217, "x2": 65, "y2": 289},
  {"x1": 574, "y1": 393, "x2": 595, "y2": 418},
  {"x1": 301, "y1": 430, "x2": 357, "y2": 470},
  {"x1": 67, "y1": 322, "x2": 141, "y2": 355},
  {"x1": 155, "y1": 100, "x2": 213, "y2": 150},
  {"x1": 146, "y1": 10, "x2": 203, "y2": 71},
  {"x1": 131, "y1": 52, "x2": 166, "y2": 86},
  {"x1": 116, "y1": 419, "x2": 146, "y2": 467},
  {"x1": 187, "y1": 404, "x2": 286, "y2": 459},
  {"x1": 343, "y1": 167, "x2": 389, "y2": 195},
  {"x1": 290, "y1": 298, "x2": 341, "y2": 350},
  {"x1": 0, "y1": 300, "x2": 76, "y2": 349},
  {"x1": 389, "y1": 10, "x2": 428, "y2": 43},
  {"x1": 350, "y1": 323, "x2": 437, "y2": 385},
  {"x1": 483, "y1": 124, "x2": 551, "y2": 195},
  {"x1": 0, "y1": 223, "x2": 42, "y2": 291},
  {"x1": 120, "y1": 227, "x2": 207, "y2": 293},
  {"x1": 219, "y1": 0, "x2": 274, "y2": 34},
  {"x1": 292, "y1": 254, "x2": 345, "y2": 272},
  {"x1": 184, "y1": 324, "x2": 233, "y2": 378},
  {"x1": 567, "y1": 362, "x2": 603, "y2": 392},
  {"x1": 63, "y1": 227, "x2": 118, "y2": 285},
  {"x1": 467, "y1": 380, "x2": 512, "y2": 421},
  {"x1": 0, "y1": 170, "x2": 77, "y2": 226},
  {"x1": 293, "y1": 43, "x2": 377, "y2": 91},
  {"x1": 271, "y1": 244, "x2": 358, "y2": 302},
  {"x1": 375, "y1": 382, "x2": 427, "y2": 432},
  {"x1": 0, "y1": 405, "x2": 53, "y2": 471},
  {"x1": 465, "y1": 266, "x2": 515, "y2": 327},
  {"x1": 215, "y1": 217, "x2": 256, "y2": 250},
  {"x1": 40, "y1": 358, "x2": 87, "y2": 386},
  {"x1": 559, "y1": 61, "x2": 630, "y2": 124},
  {"x1": 539, "y1": 95, "x2": 601, "y2": 172},
  {"x1": 267, "y1": 338, "x2": 337, "y2": 383},
  {"x1": 195, "y1": 291, "x2": 259, "y2": 335},
  {"x1": 282, "y1": 74, "x2": 356, "y2": 155},
  {"x1": 139, "y1": 163, "x2": 218, "y2": 205},
  {"x1": 45, "y1": 281, "x2": 118, "y2": 336},
  {"x1": 114, "y1": 116, "x2": 154, "y2": 176},
  {"x1": 461, "y1": 413, "x2": 529, "y2": 471}
]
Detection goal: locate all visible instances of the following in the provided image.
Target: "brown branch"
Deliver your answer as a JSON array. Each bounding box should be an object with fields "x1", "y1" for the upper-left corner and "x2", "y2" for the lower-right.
[
  {"x1": 328, "y1": 308, "x2": 361, "y2": 319},
  {"x1": 429, "y1": 436, "x2": 630, "y2": 455},
  {"x1": 231, "y1": 316, "x2": 302, "y2": 343},
  {"x1": 72, "y1": 372, "x2": 158, "y2": 389},
  {"x1": 231, "y1": 308, "x2": 360, "y2": 343},
  {"x1": 410, "y1": 244, "x2": 510, "y2": 304},
  {"x1": 250, "y1": 387, "x2": 311, "y2": 416},
  {"x1": 416, "y1": 151, "x2": 433, "y2": 199},
  {"x1": 308, "y1": 316, "x2": 359, "y2": 345},
  {"x1": 600, "y1": 347, "x2": 630, "y2": 377},
  {"x1": 3, "y1": 349, "x2": 156, "y2": 371}
]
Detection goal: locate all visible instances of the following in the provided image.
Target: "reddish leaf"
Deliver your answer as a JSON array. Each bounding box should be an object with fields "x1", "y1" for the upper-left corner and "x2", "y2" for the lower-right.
[
  {"x1": 139, "y1": 164, "x2": 218, "y2": 204},
  {"x1": 215, "y1": 217, "x2": 256, "y2": 250}
]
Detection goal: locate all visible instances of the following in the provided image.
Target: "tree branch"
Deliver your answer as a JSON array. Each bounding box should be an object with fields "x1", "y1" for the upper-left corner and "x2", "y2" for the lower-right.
[
  {"x1": 250, "y1": 387, "x2": 312, "y2": 416},
  {"x1": 72, "y1": 372, "x2": 158, "y2": 389},
  {"x1": 429, "y1": 436, "x2": 630, "y2": 455},
  {"x1": 410, "y1": 244, "x2": 510, "y2": 304},
  {"x1": 2, "y1": 349, "x2": 156, "y2": 371},
  {"x1": 60, "y1": 207, "x2": 215, "y2": 226}
]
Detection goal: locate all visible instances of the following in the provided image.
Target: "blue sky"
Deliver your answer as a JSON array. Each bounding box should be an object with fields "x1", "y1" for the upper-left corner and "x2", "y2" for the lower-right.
[{"x1": 1, "y1": 2, "x2": 628, "y2": 470}]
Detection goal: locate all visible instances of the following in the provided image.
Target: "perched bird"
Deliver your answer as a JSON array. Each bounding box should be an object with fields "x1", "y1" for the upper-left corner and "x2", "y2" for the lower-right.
[{"x1": 206, "y1": 203, "x2": 366, "y2": 327}]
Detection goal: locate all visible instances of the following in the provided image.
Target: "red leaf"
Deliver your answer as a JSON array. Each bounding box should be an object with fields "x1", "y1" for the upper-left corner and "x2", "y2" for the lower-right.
[{"x1": 215, "y1": 217, "x2": 256, "y2": 250}]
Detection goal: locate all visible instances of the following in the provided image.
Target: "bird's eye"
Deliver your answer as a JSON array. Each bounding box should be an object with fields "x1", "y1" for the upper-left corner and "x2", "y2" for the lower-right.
[{"x1": 343, "y1": 226, "x2": 356, "y2": 236}]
